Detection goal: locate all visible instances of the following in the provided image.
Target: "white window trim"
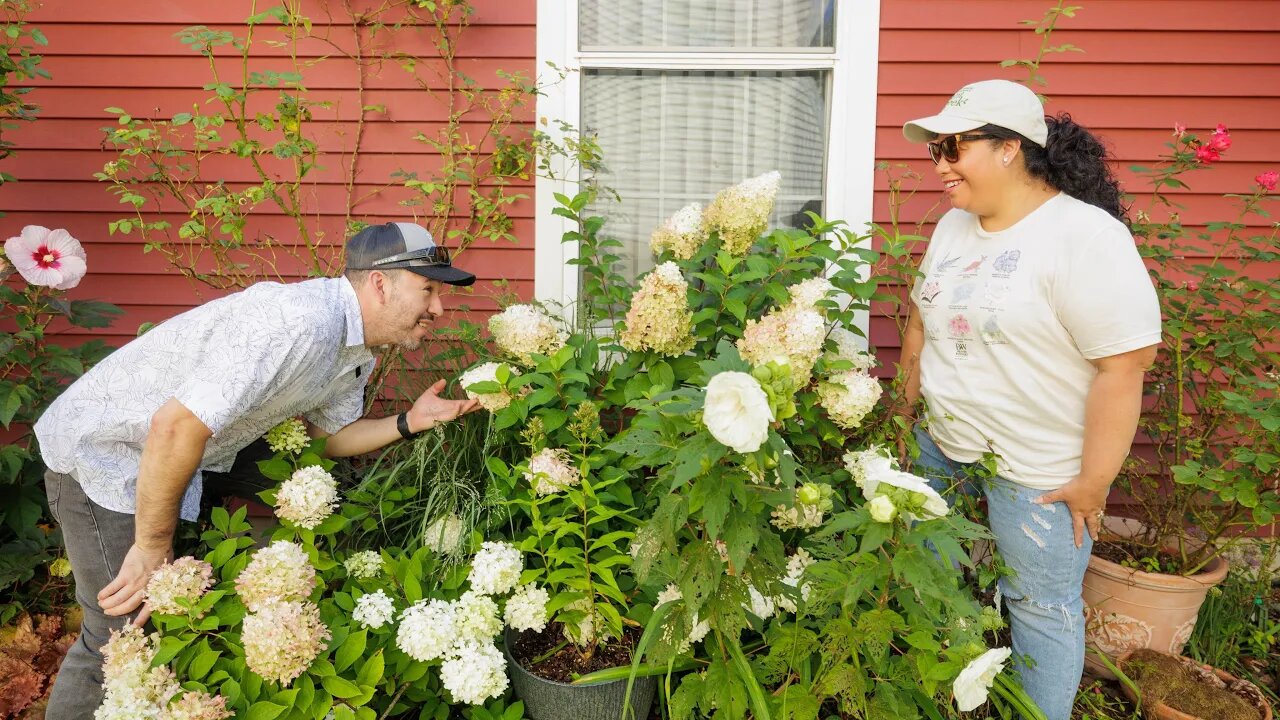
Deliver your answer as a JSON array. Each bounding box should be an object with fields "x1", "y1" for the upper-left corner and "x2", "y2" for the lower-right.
[{"x1": 534, "y1": 1, "x2": 882, "y2": 332}]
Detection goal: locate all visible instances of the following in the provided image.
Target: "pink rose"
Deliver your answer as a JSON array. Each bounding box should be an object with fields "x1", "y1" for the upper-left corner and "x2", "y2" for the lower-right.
[
  {"x1": 3, "y1": 225, "x2": 88, "y2": 290},
  {"x1": 1194, "y1": 145, "x2": 1221, "y2": 164},
  {"x1": 1256, "y1": 170, "x2": 1278, "y2": 192},
  {"x1": 1208, "y1": 124, "x2": 1231, "y2": 152}
]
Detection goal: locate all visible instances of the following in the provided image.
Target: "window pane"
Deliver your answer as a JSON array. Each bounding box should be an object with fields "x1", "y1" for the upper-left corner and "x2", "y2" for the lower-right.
[
  {"x1": 579, "y1": 0, "x2": 835, "y2": 50},
  {"x1": 581, "y1": 69, "x2": 828, "y2": 280}
]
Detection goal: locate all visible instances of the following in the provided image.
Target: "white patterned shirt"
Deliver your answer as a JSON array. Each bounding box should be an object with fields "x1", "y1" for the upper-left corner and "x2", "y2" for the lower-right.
[{"x1": 35, "y1": 277, "x2": 375, "y2": 520}]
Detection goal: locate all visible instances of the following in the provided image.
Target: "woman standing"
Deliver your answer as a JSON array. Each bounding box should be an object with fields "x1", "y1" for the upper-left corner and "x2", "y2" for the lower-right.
[{"x1": 897, "y1": 79, "x2": 1160, "y2": 719}]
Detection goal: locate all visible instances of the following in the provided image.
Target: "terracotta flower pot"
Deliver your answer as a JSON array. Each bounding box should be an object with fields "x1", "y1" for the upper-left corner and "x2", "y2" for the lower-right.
[
  {"x1": 1116, "y1": 650, "x2": 1273, "y2": 720},
  {"x1": 1082, "y1": 518, "x2": 1228, "y2": 678}
]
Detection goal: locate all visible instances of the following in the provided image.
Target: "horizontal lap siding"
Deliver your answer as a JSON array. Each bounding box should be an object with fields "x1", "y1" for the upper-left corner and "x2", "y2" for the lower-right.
[
  {"x1": 6, "y1": 0, "x2": 537, "y2": 344},
  {"x1": 874, "y1": 0, "x2": 1280, "y2": 368}
]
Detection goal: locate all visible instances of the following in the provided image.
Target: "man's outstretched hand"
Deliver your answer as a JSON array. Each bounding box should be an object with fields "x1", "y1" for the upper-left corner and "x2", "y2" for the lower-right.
[
  {"x1": 99, "y1": 542, "x2": 171, "y2": 627},
  {"x1": 407, "y1": 378, "x2": 482, "y2": 431}
]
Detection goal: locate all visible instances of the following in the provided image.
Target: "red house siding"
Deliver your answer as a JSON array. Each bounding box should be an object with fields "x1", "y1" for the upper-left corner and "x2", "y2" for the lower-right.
[
  {"x1": 873, "y1": 0, "x2": 1280, "y2": 367},
  {"x1": 7, "y1": 0, "x2": 538, "y2": 345}
]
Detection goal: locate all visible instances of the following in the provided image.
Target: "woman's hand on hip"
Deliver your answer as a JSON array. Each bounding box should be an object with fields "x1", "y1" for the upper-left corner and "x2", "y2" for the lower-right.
[{"x1": 1033, "y1": 476, "x2": 1110, "y2": 549}]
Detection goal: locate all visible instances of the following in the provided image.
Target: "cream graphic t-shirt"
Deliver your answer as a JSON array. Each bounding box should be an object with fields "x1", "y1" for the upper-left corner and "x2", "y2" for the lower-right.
[{"x1": 911, "y1": 193, "x2": 1161, "y2": 489}]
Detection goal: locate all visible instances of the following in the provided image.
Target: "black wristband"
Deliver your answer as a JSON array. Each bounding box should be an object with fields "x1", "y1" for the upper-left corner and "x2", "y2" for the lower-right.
[{"x1": 396, "y1": 412, "x2": 419, "y2": 440}]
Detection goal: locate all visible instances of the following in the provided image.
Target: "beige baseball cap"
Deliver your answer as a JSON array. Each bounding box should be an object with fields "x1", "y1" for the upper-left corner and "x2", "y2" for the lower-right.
[{"x1": 903, "y1": 79, "x2": 1048, "y2": 147}]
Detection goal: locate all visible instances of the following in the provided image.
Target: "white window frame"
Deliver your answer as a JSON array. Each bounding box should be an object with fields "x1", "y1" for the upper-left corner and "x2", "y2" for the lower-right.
[{"x1": 534, "y1": 1, "x2": 882, "y2": 328}]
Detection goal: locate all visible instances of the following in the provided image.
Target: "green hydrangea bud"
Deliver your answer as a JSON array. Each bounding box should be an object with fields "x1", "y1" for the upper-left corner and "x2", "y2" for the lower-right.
[{"x1": 797, "y1": 483, "x2": 823, "y2": 506}]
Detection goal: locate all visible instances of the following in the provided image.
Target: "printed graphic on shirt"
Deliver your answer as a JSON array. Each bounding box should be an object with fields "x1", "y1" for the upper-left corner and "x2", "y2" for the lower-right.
[
  {"x1": 951, "y1": 283, "x2": 977, "y2": 305},
  {"x1": 960, "y1": 256, "x2": 988, "y2": 275},
  {"x1": 948, "y1": 314, "x2": 973, "y2": 338},
  {"x1": 982, "y1": 282, "x2": 1010, "y2": 310},
  {"x1": 993, "y1": 249, "x2": 1021, "y2": 274},
  {"x1": 925, "y1": 317, "x2": 945, "y2": 340},
  {"x1": 934, "y1": 254, "x2": 962, "y2": 274},
  {"x1": 920, "y1": 280, "x2": 943, "y2": 304},
  {"x1": 981, "y1": 315, "x2": 1009, "y2": 344}
]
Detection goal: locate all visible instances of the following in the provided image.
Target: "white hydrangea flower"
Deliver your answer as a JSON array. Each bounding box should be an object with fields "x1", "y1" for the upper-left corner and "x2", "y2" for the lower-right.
[
  {"x1": 488, "y1": 304, "x2": 568, "y2": 366},
  {"x1": 467, "y1": 542, "x2": 523, "y2": 596},
  {"x1": 144, "y1": 556, "x2": 213, "y2": 616},
  {"x1": 235, "y1": 541, "x2": 316, "y2": 612},
  {"x1": 703, "y1": 371, "x2": 774, "y2": 453},
  {"x1": 869, "y1": 495, "x2": 898, "y2": 524},
  {"x1": 953, "y1": 647, "x2": 1013, "y2": 711},
  {"x1": 787, "y1": 277, "x2": 836, "y2": 310},
  {"x1": 96, "y1": 625, "x2": 184, "y2": 720},
  {"x1": 274, "y1": 465, "x2": 339, "y2": 530},
  {"x1": 650, "y1": 203, "x2": 707, "y2": 260},
  {"x1": 503, "y1": 584, "x2": 550, "y2": 633},
  {"x1": 770, "y1": 503, "x2": 825, "y2": 530},
  {"x1": 656, "y1": 583, "x2": 683, "y2": 607},
  {"x1": 825, "y1": 325, "x2": 876, "y2": 371},
  {"x1": 397, "y1": 599, "x2": 458, "y2": 662},
  {"x1": 353, "y1": 590, "x2": 396, "y2": 629},
  {"x1": 776, "y1": 548, "x2": 816, "y2": 614},
  {"x1": 523, "y1": 448, "x2": 582, "y2": 496},
  {"x1": 816, "y1": 370, "x2": 883, "y2": 430},
  {"x1": 454, "y1": 591, "x2": 503, "y2": 644},
  {"x1": 423, "y1": 513, "x2": 466, "y2": 555},
  {"x1": 738, "y1": 305, "x2": 828, "y2": 387},
  {"x1": 343, "y1": 550, "x2": 384, "y2": 579},
  {"x1": 264, "y1": 418, "x2": 310, "y2": 456},
  {"x1": 746, "y1": 585, "x2": 776, "y2": 620},
  {"x1": 241, "y1": 600, "x2": 330, "y2": 687},
  {"x1": 460, "y1": 362, "x2": 519, "y2": 412},
  {"x1": 439, "y1": 641, "x2": 509, "y2": 705},
  {"x1": 703, "y1": 171, "x2": 782, "y2": 255},
  {"x1": 843, "y1": 446, "x2": 898, "y2": 498}
]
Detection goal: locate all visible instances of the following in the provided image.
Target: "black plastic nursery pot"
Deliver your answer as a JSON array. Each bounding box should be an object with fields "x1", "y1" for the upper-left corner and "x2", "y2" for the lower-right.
[{"x1": 503, "y1": 628, "x2": 658, "y2": 720}]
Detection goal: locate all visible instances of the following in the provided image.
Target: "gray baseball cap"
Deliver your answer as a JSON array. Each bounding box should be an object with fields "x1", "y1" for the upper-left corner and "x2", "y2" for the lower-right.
[{"x1": 345, "y1": 222, "x2": 475, "y2": 286}]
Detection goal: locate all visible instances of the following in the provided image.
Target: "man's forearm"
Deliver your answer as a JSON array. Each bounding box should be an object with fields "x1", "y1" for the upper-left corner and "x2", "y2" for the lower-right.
[
  {"x1": 135, "y1": 399, "x2": 213, "y2": 552},
  {"x1": 321, "y1": 414, "x2": 433, "y2": 458},
  {"x1": 1078, "y1": 367, "x2": 1146, "y2": 489}
]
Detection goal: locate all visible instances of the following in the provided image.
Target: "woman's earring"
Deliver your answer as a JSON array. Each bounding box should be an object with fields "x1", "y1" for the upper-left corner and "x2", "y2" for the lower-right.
[{"x1": 1003, "y1": 157, "x2": 1011, "y2": 165}]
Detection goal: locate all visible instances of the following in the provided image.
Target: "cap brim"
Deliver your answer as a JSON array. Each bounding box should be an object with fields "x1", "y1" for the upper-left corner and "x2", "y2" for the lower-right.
[
  {"x1": 405, "y1": 264, "x2": 476, "y2": 287},
  {"x1": 903, "y1": 115, "x2": 986, "y2": 143}
]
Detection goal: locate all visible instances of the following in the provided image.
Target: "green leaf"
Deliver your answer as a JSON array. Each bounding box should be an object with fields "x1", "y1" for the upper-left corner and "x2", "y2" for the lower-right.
[
  {"x1": 243, "y1": 701, "x2": 286, "y2": 720},
  {"x1": 321, "y1": 675, "x2": 362, "y2": 699},
  {"x1": 335, "y1": 628, "x2": 367, "y2": 672}
]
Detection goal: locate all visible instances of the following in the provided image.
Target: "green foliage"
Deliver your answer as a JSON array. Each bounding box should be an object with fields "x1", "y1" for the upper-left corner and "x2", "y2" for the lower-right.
[{"x1": 0, "y1": 0, "x2": 49, "y2": 205}]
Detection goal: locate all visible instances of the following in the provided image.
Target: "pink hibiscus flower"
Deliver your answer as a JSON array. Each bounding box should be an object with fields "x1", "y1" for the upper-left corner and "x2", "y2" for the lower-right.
[
  {"x1": 1256, "y1": 171, "x2": 1278, "y2": 192},
  {"x1": 4, "y1": 225, "x2": 88, "y2": 290}
]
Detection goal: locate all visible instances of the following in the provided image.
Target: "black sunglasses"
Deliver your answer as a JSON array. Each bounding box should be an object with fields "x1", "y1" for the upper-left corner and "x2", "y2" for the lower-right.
[
  {"x1": 927, "y1": 133, "x2": 1002, "y2": 165},
  {"x1": 371, "y1": 245, "x2": 452, "y2": 268}
]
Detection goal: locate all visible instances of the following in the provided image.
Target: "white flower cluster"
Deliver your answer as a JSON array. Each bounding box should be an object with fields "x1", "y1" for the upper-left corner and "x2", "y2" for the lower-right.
[
  {"x1": 454, "y1": 591, "x2": 503, "y2": 640},
  {"x1": 396, "y1": 598, "x2": 459, "y2": 662},
  {"x1": 489, "y1": 304, "x2": 567, "y2": 366},
  {"x1": 737, "y1": 304, "x2": 828, "y2": 388},
  {"x1": 96, "y1": 625, "x2": 235, "y2": 720},
  {"x1": 953, "y1": 647, "x2": 1013, "y2": 711},
  {"x1": 504, "y1": 583, "x2": 550, "y2": 633},
  {"x1": 423, "y1": 513, "x2": 466, "y2": 555},
  {"x1": 343, "y1": 550, "x2": 384, "y2": 579},
  {"x1": 843, "y1": 450, "x2": 949, "y2": 522},
  {"x1": 816, "y1": 370, "x2": 883, "y2": 430},
  {"x1": 619, "y1": 261, "x2": 695, "y2": 357},
  {"x1": 460, "y1": 361, "x2": 520, "y2": 412},
  {"x1": 274, "y1": 465, "x2": 339, "y2": 529},
  {"x1": 703, "y1": 371, "x2": 774, "y2": 453},
  {"x1": 650, "y1": 203, "x2": 707, "y2": 260},
  {"x1": 770, "y1": 483, "x2": 834, "y2": 531},
  {"x1": 353, "y1": 589, "x2": 396, "y2": 629},
  {"x1": 824, "y1": 326, "x2": 876, "y2": 372},
  {"x1": 144, "y1": 556, "x2": 213, "y2": 616},
  {"x1": 439, "y1": 641, "x2": 509, "y2": 705},
  {"x1": 703, "y1": 171, "x2": 781, "y2": 255},
  {"x1": 776, "y1": 548, "x2": 815, "y2": 614},
  {"x1": 467, "y1": 541, "x2": 523, "y2": 595},
  {"x1": 264, "y1": 418, "x2": 310, "y2": 455},
  {"x1": 523, "y1": 448, "x2": 582, "y2": 496},
  {"x1": 746, "y1": 586, "x2": 776, "y2": 620},
  {"x1": 242, "y1": 599, "x2": 331, "y2": 687},
  {"x1": 787, "y1": 277, "x2": 836, "y2": 310},
  {"x1": 654, "y1": 583, "x2": 710, "y2": 653},
  {"x1": 235, "y1": 540, "x2": 317, "y2": 611}
]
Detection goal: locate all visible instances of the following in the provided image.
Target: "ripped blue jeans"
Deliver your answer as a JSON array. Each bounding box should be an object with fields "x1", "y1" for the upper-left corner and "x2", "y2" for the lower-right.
[{"x1": 914, "y1": 426, "x2": 1090, "y2": 720}]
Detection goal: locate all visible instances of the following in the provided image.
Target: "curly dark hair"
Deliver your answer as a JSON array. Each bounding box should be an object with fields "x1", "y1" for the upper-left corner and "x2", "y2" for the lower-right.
[{"x1": 979, "y1": 113, "x2": 1128, "y2": 223}]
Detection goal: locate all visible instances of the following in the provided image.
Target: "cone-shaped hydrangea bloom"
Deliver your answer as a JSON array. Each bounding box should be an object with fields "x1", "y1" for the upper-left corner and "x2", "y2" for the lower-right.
[
  {"x1": 488, "y1": 304, "x2": 567, "y2": 366},
  {"x1": 523, "y1": 447, "x2": 581, "y2": 496},
  {"x1": 738, "y1": 305, "x2": 827, "y2": 387},
  {"x1": 816, "y1": 370, "x2": 882, "y2": 429},
  {"x1": 787, "y1": 277, "x2": 836, "y2": 310},
  {"x1": 702, "y1": 171, "x2": 781, "y2": 255},
  {"x1": 235, "y1": 541, "x2": 316, "y2": 612},
  {"x1": 164, "y1": 690, "x2": 234, "y2": 720},
  {"x1": 650, "y1": 203, "x2": 707, "y2": 260},
  {"x1": 97, "y1": 625, "x2": 180, "y2": 720},
  {"x1": 459, "y1": 361, "x2": 520, "y2": 411},
  {"x1": 264, "y1": 418, "x2": 309, "y2": 455},
  {"x1": 274, "y1": 465, "x2": 339, "y2": 530},
  {"x1": 241, "y1": 599, "x2": 330, "y2": 687},
  {"x1": 144, "y1": 556, "x2": 213, "y2": 616},
  {"x1": 619, "y1": 262, "x2": 695, "y2": 357},
  {"x1": 824, "y1": 325, "x2": 876, "y2": 372}
]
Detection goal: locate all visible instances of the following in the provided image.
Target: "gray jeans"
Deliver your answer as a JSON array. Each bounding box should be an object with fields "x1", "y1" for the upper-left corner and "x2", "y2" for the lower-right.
[{"x1": 44, "y1": 469, "x2": 136, "y2": 720}]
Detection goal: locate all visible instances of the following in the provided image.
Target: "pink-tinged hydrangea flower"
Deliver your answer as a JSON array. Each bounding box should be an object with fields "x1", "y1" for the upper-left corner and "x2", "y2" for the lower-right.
[
  {"x1": 1256, "y1": 170, "x2": 1278, "y2": 192},
  {"x1": 164, "y1": 690, "x2": 234, "y2": 720},
  {"x1": 488, "y1": 304, "x2": 567, "y2": 366},
  {"x1": 4, "y1": 225, "x2": 87, "y2": 290},
  {"x1": 650, "y1": 203, "x2": 707, "y2": 260},
  {"x1": 145, "y1": 556, "x2": 213, "y2": 616},
  {"x1": 702, "y1": 171, "x2": 781, "y2": 255},
  {"x1": 816, "y1": 370, "x2": 883, "y2": 429},
  {"x1": 274, "y1": 465, "x2": 339, "y2": 530},
  {"x1": 619, "y1": 262, "x2": 695, "y2": 356},
  {"x1": 738, "y1": 305, "x2": 827, "y2": 387},
  {"x1": 523, "y1": 447, "x2": 581, "y2": 496},
  {"x1": 241, "y1": 599, "x2": 330, "y2": 687},
  {"x1": 97, "y1": 625, "x2": 183, "y2": 719},
  {"x1": 235, "y1": 540, "x2": 317, "y2": 612},
  {"x1": 460, "y1": 362, "x2": 520, "y2": 411}
]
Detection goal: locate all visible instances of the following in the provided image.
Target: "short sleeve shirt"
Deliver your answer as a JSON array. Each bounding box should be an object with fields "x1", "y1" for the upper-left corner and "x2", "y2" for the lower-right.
[
  {"x1": 34, "y1": 277, "x2": 375, "y2": 520},
  {"x1": 910, "y1": 193, "x2": 1161, "y2": 489}
]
